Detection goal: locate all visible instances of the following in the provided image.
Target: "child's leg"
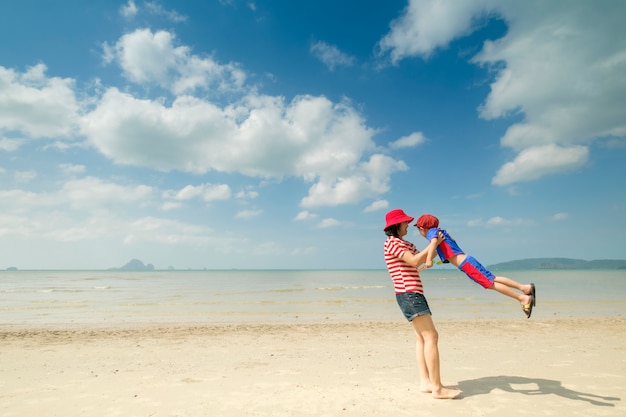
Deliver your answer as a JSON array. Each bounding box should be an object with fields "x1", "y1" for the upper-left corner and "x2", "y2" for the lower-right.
[
  {"x1": 490, "y1": 280, "x2": 531, "y2": 304},
  {"x1": 494, "y1": 276, "x2": 533, "y2": 296},
  {"x1": 459, "y1": 256, "x2": 533, "y2": 306}
]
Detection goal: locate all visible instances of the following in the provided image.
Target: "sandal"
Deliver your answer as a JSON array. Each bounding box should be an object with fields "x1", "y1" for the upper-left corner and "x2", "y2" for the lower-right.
[{"x1": 521, "y1": 295, "x2": 535, "y2": 318}]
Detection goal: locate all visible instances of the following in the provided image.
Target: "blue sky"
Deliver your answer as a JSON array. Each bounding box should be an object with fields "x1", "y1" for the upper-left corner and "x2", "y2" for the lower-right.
[{"x1": 1, "y1": 0, "x2": 625, "y2": 270}]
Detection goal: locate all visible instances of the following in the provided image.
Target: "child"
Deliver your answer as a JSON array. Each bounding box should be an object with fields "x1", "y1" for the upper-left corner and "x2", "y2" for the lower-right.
[{"x1": 415, "y1": 214, "x2": 536, "y2": 318}]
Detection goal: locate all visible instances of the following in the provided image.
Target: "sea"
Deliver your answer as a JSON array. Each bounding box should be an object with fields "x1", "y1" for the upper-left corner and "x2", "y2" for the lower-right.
[{"x1": 1, "y1": 269, "x2": 625, "y2": 327}]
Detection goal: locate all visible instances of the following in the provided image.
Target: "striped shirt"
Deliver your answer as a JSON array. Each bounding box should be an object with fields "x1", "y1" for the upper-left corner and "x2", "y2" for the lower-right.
[{"x1": 384, "y1": 236, "x2": 423, "y2": 294}]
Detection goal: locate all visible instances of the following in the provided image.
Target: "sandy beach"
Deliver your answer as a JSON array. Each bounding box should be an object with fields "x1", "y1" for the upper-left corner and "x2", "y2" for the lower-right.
[{"x1": 1, "y1": 317, "x2": 624, "y2": 417}]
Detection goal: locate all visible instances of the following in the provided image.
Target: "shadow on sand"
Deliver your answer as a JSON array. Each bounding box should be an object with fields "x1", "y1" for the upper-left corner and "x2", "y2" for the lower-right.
[{"x1": 458, "y1": 375, "x2": 620, "y2": 406}]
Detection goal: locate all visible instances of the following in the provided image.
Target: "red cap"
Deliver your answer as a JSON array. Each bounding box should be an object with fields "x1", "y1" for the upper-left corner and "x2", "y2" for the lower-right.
[
  {"x1": 384, "y1": 209, "x2": 414, "y2": 230},
  {"x1": 415, "y1": 214, "x2": 439, "y2": 229}
]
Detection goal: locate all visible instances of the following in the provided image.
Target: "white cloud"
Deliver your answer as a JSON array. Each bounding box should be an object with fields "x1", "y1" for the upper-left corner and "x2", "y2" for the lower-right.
[
  {"x1": 0, "y1": 177, "x2": 217, "y2": 247},
  {"x1": 119, "y1": 1, "x2": 186, "y2": 23},
  {"x1": 0, "y1": 64, "x2": 80, "y2": 139},
  {"x1": 300, "y1": 154, "x2": 408, "y2": 208},
  {"x1": 310, "y1": 41, "x2": 355, "y2": 70},
  {"x1": 4, "y1": 28, "x2": 409, "y2": 219},
  {"x1": 59, "y1": 163, "x2": 86, "y2": 175},
  {"x1": 492, "y1": 144, "x2": 588, "y2": 186},
  {"x1": 378, "y1": 0, "x2": 484, "y2": 63},
  {"x1": 235, "y1": 189, "x2": 259, "y2": 199},
  {"x1": 0, "y1": 177, "x2": 153, "y2": 215},
  {"x1": 144, "y1": 2, "x2": 187, "y2": 23},
  {"x1": 294, "y1": 210, "x2": 318, "y2": 221},
  {"x1": 468, "y1": 216, "x2": 531, "y2": 228},
  {"x1": 317, "y1": 218, "x2": 340, "y2": 228},
  {"x1": 83, "y1": 44, "x2": 404, "y2": 207},
  {"x1": 14, "y1": 170, "x2": 37, "y2": 183},
  {"x1": 389, "y1": 131, "x2": 426, "y2": 149},
  {"x1": 379, "y1": 0, "x2": 626, "y2": 186},
  {"x1": 123, "y1": 216, "x2": 212, "y2": 245},
  {"x1": 0, "y1": 137, "x2": 21, "y2": 151},
  {"x1": 551, "y1": 212, "x2": 568, "y2": 221},
  {"x1": 485, "y1": 216, "x2": 530, "y2": 227},
  {"x1": 171, "y1": 183, "x2": 232, "y2": 203},
  {"x1": 60, "y1": 177, "x2": 155, "y2": 210},
  {"x1": 103, "y1": 29, "x2": 245, "y2": 95},
  {"x1": 363, "y1": 199, "x2": 389, "y2": 213},
  {"x1": 120, "y1": 0, "x2": 138, "y2": 18},
  {"x1": 236, "y1": 209, "x2": 262, "y2": 219}
]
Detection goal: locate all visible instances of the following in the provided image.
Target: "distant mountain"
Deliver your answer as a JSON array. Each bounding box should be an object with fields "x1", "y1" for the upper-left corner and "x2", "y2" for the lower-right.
[
  {"x1": 488, "y1": 258, "x2": 626, "y2": 270},
  {"x1": 116, "y1": 259, "x2": 155, "y2": 271}
]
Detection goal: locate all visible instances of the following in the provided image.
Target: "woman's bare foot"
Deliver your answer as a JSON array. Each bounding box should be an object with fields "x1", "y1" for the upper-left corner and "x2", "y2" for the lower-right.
[
  {"x1": 432, "y1": 386, "x2": 461, "y2": 399},
  {"x1": 419, "y1": 383, "x2": 432, "y2": 393}
]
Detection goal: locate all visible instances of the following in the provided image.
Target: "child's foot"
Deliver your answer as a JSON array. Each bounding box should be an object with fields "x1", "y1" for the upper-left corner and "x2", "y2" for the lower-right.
[
  {"x1": 523, "y1": 283, "x2": 536, "y2": 306},
  {"x1": 432, "y1": 386, "x2": 461, "y2": 399},
  {"x1": 521, "y1": 294, "x2": 534, "y2": 318}
]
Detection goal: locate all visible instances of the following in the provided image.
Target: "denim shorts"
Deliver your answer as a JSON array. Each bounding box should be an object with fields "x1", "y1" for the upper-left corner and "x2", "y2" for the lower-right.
[{"x1": 396, "y1": 292, "x2": 432, "y2": 322}]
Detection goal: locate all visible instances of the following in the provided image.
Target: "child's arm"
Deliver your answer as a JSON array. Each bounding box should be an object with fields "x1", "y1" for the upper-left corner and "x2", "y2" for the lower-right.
[
  {"x1": 418, "y1": 235, "x2": 439, "y2": 272},
  {"x1": 424, "y1": 236, "x2": 438, "y2": 268},
  {"x1": 401, "y1": 232, "x2": 444, "y2": 269}
]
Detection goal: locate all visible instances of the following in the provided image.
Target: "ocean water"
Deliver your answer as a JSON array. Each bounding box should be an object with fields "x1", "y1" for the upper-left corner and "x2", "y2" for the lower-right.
[{"x1": 1, "y1": 269, "x2": 625, "y2": 327}]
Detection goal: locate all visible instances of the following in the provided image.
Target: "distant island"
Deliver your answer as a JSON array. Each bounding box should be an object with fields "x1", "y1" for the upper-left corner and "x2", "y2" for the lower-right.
[
  {"x1": 112, "y1": 259, "x2": 155, "y2": 271},
  {"x1": 488, "y1": 258, "x2": 626, "y2": 270}
]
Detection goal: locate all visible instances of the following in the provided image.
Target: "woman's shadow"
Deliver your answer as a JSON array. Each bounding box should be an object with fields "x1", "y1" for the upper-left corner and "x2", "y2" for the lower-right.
[{"x1": 458, "y1": 375, "x2": 620, "y2": 407}]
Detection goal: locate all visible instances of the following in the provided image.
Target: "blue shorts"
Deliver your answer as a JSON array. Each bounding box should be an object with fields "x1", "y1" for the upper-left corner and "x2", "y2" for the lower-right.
[
  {"x1": 395, "y1": 292, "x2": 432, "y2": 322},
  {"x1": 459, "y1": 255, "x2": 495, "y2": 289}
]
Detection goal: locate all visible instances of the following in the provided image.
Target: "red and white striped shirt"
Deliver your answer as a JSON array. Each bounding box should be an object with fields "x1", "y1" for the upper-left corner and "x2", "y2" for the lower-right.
[{"x1": 384, "y1": 236, "x2": 423, "y2": 294}]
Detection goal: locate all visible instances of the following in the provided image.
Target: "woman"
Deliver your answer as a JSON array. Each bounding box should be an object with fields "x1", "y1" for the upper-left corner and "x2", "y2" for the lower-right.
[{"x1": 383, "y1": 208, "x2": 461, "y2": 399}]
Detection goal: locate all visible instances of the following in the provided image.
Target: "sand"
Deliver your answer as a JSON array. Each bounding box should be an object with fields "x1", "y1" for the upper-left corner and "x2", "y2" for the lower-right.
[{"x1": 1, "y1": 317, "x2": 624, "y2": 417}]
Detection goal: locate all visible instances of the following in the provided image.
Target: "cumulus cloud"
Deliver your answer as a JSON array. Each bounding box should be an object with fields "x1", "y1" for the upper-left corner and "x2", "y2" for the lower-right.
[
  {"x1": 468, "y1": 215, "x2": 532, "y2": 228},
  {"x1": 169, "y1": 183, "x2": 232, "y2": 203},
  {"x1": 389, "y1": 131, "x2": 426, "y2": 149},
  {"x1": 300, "y1": 154, "x2": 408, "y2": 208},
  {"x1": 294, "y1": 210, "x2": 318, "y2": 221},
  {"x1": 144, "y1": 2, "x2": 187, "y2": 23},
  {"x1": 492, "y1": 144, "x2": 588, "y2": 186},
  {"x1": 378, "y1": 0, "x2": 483, "y2": 63},
  {"x1": 120, "y1": 1, "x2": 186, "y2": 23},
  {"x1": 0, "y1": 64, "x2": 80, "y2": 140},
  {"x1": 363, "y1": 199, "x2": 389, "y2": 213},
  {"x1": 4, "y1": 27, "x2": 409, "y2": 218},
  {"x1": 379, "y1": 0, "x2": 626, "y2": 186},
  {"x1": 0, "y1": 177, "x2": 154, "y2": 239},
  {"x1": 102, "y1": 29, "x2": 245, "y2": 95},
  {"x1": 317, "y1": 218, "x2": 340, "y2": 228},
  {"x1": 60, "y1": 177, "x2": 154, "y2": 210},
  {"x1": 310, "y1": 41, "x2": 356, "y2": 70},
  {"x1": 84, "y1": 29, "x2": 406, "y2": 208},
  {"x1": 59, "y1": 163, "x2": 86, "y2": 175},
  {"x1": 0, "y1": 175, "x2": 218, "y2": 248},
  {"x1": 0, "y1": 137, "x2": 21, "y2": 151},
  {"x1": 120, "y1": 0, "x2": 138, "y2": 18}
]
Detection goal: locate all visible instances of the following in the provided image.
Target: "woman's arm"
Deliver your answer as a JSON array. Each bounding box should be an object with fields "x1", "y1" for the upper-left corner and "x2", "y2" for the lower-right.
[
  {"x1": 419, "y1": 237, "x2": 439, "y2": 271},
  {"x1": 400, "y1": 233, "x2": 444, "y2": 268}
]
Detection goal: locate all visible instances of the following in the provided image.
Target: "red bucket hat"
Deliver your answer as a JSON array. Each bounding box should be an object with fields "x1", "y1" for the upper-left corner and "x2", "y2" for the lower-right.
[
  {"x1": 415, "y1": 214, "x2": 439, "y2": 229},
  {"x1": 384, "y1": 209, "x2": 414, "y2": 230}
]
